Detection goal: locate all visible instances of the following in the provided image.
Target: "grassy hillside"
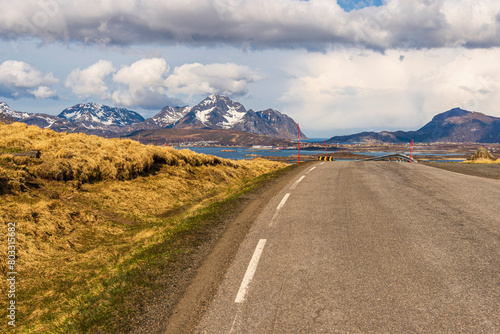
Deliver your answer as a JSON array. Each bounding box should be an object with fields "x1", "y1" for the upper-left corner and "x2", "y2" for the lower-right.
[{"x1": 0, "y1": 122, "x2": 286, "y2": 333}]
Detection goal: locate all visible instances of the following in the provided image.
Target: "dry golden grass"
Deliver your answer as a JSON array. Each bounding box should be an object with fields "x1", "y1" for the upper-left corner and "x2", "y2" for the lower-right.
[
  {"x1": 0, "y1": 122, "x2": 286, "y2": 333},
  {"x1": 0, "y1": 122, "x2": 245, "y2": 186},
  {"x1": 462, "y1": 158, "x2": 500, "y2": 164}
]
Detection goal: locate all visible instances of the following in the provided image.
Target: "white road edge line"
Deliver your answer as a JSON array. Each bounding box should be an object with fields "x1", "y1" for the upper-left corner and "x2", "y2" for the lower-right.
[
  {"x1": 235, "y1": 239, "x2": 267, "y2": 303},
  {"x1": 290, "y1": 176, "x2": 305, "y2": 190},
  {"x1": 276, "y1": 193, "x2": 291, "y2": 211}
]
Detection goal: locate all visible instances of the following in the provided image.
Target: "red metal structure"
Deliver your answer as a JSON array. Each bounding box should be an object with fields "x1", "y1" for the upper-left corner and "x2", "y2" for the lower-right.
[
  {"x1": 410, "y1": 139, "x2": 414, "y2": 162},
  {"x1": 297, "y1": 123, "x2": 300, "y2": 165}
]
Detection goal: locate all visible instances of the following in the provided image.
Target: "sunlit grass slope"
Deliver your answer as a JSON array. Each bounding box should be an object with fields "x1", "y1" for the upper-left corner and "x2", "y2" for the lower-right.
[
  {"x1": 462, "y1": 158, "x2": 500, "y2": 164},
  {"x1": 0, "y1": 122, "x2": 286, "y2": 333}
]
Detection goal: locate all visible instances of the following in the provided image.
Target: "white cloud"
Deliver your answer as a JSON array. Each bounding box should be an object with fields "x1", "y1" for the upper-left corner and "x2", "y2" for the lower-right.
[
  {"x1": 281, "y1": 47, "x2": 500, "y2": 135},
  {"x1": 61, "y1": 58, "x2": 264, "y2": 109},
  {"x1": 111, "y1": 58, "x2": 170, "y2": 108},
  {"x1": 65, "y1": 60, "x2": 115, "y2": 99},
  {"x1": 1, "y1": 0, "x2": 499, "y2": 50},
  {"x1": 0, "y1": 60, "x2": 58, "y2": 99},
  {"x1": 29, "y1": 86, "x2": 57, "y2": 99},
  {"x1": 164, "y1": 62, "x2": 265, "y2": 97}
]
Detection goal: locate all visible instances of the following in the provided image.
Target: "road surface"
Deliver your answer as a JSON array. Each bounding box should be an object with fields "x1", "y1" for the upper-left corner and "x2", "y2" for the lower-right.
[{"x1": 196, "y1": 161, "x2": 500, "y2": 333}]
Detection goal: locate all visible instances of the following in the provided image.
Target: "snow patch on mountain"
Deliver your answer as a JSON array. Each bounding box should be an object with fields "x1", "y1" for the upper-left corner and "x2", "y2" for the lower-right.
[
  {"x1": 201, "y1": 94, "x2": 217, "y2": 107},
  {"x1": 195, "y1": 107, "x2": 216, "y2": 125},
  {"x1": 153, "y1": 106, "x2": 191, "y2": 126},
  {"x1": 219, "y1": 106, "x2": 246, "y2": 129},
  {"x1": 36, "y1": 114, "x2": 58, "y2": 128}
]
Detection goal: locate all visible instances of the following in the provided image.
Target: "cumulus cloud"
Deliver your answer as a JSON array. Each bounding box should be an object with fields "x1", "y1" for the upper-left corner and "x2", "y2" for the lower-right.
[
  {"x1": 0, "y1": 60, "x2": 58, "y2": 99},
  {"x1": 280, "y1": 48, "x2": 500, "y2": 135},
  {"x1": 63, "y1": 58, "x2": 264, "y2": 109},
  {"x1": 29, "y1": 86, "x2": 57, "y2": 99},
  {"x1": 111, "y1": 58, "x2": 170, "y2": 109},
  {"x1": 65, "y1": 60, "x2": 115, "y2": 99},
  {"x1": 1, "y1": 0, "x2": 500, "y2": 50},
  {"x1": 164, "y1": 62, "x2": 265, "y2": 97}
]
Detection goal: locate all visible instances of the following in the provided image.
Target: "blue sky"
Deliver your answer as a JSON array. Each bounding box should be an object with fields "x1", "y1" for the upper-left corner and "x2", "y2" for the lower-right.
[
  {"x1": 1, "y1": 0, "x2": 500, "y2": 137},
  {"x1": 337, "y1": 0, "x2": 383, "y2": 12}
]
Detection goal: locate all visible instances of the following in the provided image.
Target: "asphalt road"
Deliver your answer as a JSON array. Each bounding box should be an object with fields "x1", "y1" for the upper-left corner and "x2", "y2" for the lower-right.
[{"x1": 196, "y1": 161, "x2": 500, "y2": 333}]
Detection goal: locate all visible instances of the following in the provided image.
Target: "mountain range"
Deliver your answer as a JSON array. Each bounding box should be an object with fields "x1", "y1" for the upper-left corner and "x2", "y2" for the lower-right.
[
  {"x1": 0, "y1": 95, "x2": 305, "y2": 140},
  {"x1": 3, "y1": 100, "x2": 499, "y2": 144},
  {"x1": 327, "y1": 108, "x2": 500, "y2": 144}
]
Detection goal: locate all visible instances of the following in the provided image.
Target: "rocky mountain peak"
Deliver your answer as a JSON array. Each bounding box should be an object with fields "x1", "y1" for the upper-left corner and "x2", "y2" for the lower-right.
[
  {"x1": 0, "y1": 101, "x2": 31, "y2": 119},
  {"x1": 179, "y1": 94, "x2": 247, "y2": 129},
  {"x1": 152, "y1": 105, "x2": 191, "y2": 127},
  {"x1": 169, "y1": 95, "x2": 305, "y2": 139},
  {"x1": 58, "y1": 103, "x2": 145, "y2": 126}
]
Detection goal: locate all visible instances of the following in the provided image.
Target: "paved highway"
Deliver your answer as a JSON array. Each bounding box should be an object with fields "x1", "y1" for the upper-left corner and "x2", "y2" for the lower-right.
[{"x1": 196, "y1": 161, "x2": 500, "y2": 333}]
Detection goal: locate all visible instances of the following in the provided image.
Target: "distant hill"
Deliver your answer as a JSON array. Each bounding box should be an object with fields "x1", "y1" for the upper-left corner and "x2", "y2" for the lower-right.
[
  {"x1": 0, "y1": 95, "x2": 305, "y2": 141},
  {"x1": 327, "y1": 108, "x2": 500, "y2": 143},
  {"x1": 125, "y1": 128, "x2": 294, "y2": 147}
]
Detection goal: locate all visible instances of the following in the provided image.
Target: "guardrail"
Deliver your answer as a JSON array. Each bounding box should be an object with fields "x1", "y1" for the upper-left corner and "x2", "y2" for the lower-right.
[{"x1": 361, "y1": 153, "x2": 418, "y2": 163}]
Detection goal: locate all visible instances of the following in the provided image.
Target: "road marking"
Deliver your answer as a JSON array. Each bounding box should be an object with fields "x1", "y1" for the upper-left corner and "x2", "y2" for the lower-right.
[
  {"x1": 320, "y1": 162, "x2": 325, "y2": 165},
  {"x1": 270, "y1": 193, "x2": 291, "y2": 226},
  {"x1": 290, "y1": 176, "x2": 305, "y2": 189},
  {"x1": 305, "y1": 166, "x2": 316, "y2": 174},
  {"x1": 276, "y1": 193, "x2": 291, "y2": 211},
  {"x1": 229, "y1": 308, "x2": 243, "y2": 333},
  {"x1": 235, "y1": 239, "x2": 267, "y2": 303}
]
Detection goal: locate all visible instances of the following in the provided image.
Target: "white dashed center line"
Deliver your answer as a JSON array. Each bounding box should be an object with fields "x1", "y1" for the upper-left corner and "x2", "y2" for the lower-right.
[
  {"x1": 235, "y1": 239, "x2": 267, "y2": 304},
  {"x1": 276, "y1": 193, "x2": 290, "y2": 210},
  {"x1": 270, "y1": 193, "x2": 291, "y2": 226},
  {"x1": 290, "y1": 176, "x2": 305, "y2": 190},
  {"x1": 306, "y1": 166, "x2": 316, "y2": 174}
]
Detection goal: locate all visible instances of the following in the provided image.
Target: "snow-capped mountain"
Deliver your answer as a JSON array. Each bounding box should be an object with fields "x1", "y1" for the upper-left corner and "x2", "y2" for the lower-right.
[
  {"x1": 153, "y1": 105, "x2": 191, "y2": 127},
  {"x1": 0, "y1": 101, "x2": 71, "y2": 129},
  {"x1": 58, "y1": 103, "x2": 145, "y2": 127},
  {"x1": 117, "y1": 105, "x2": 192, "y2": 133},
  {"x1": 1, "y1": 96, "x2": 306, "y2": 140},
  {"x1": 173, "y1": 95, "x2": 247, "y2": 129},
  {"x1": 171, "y1": 94, "x2": 307, "y2": 140},
  {"x1": 0, "y1": 102, "x2": 32, "y2": 120}
]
